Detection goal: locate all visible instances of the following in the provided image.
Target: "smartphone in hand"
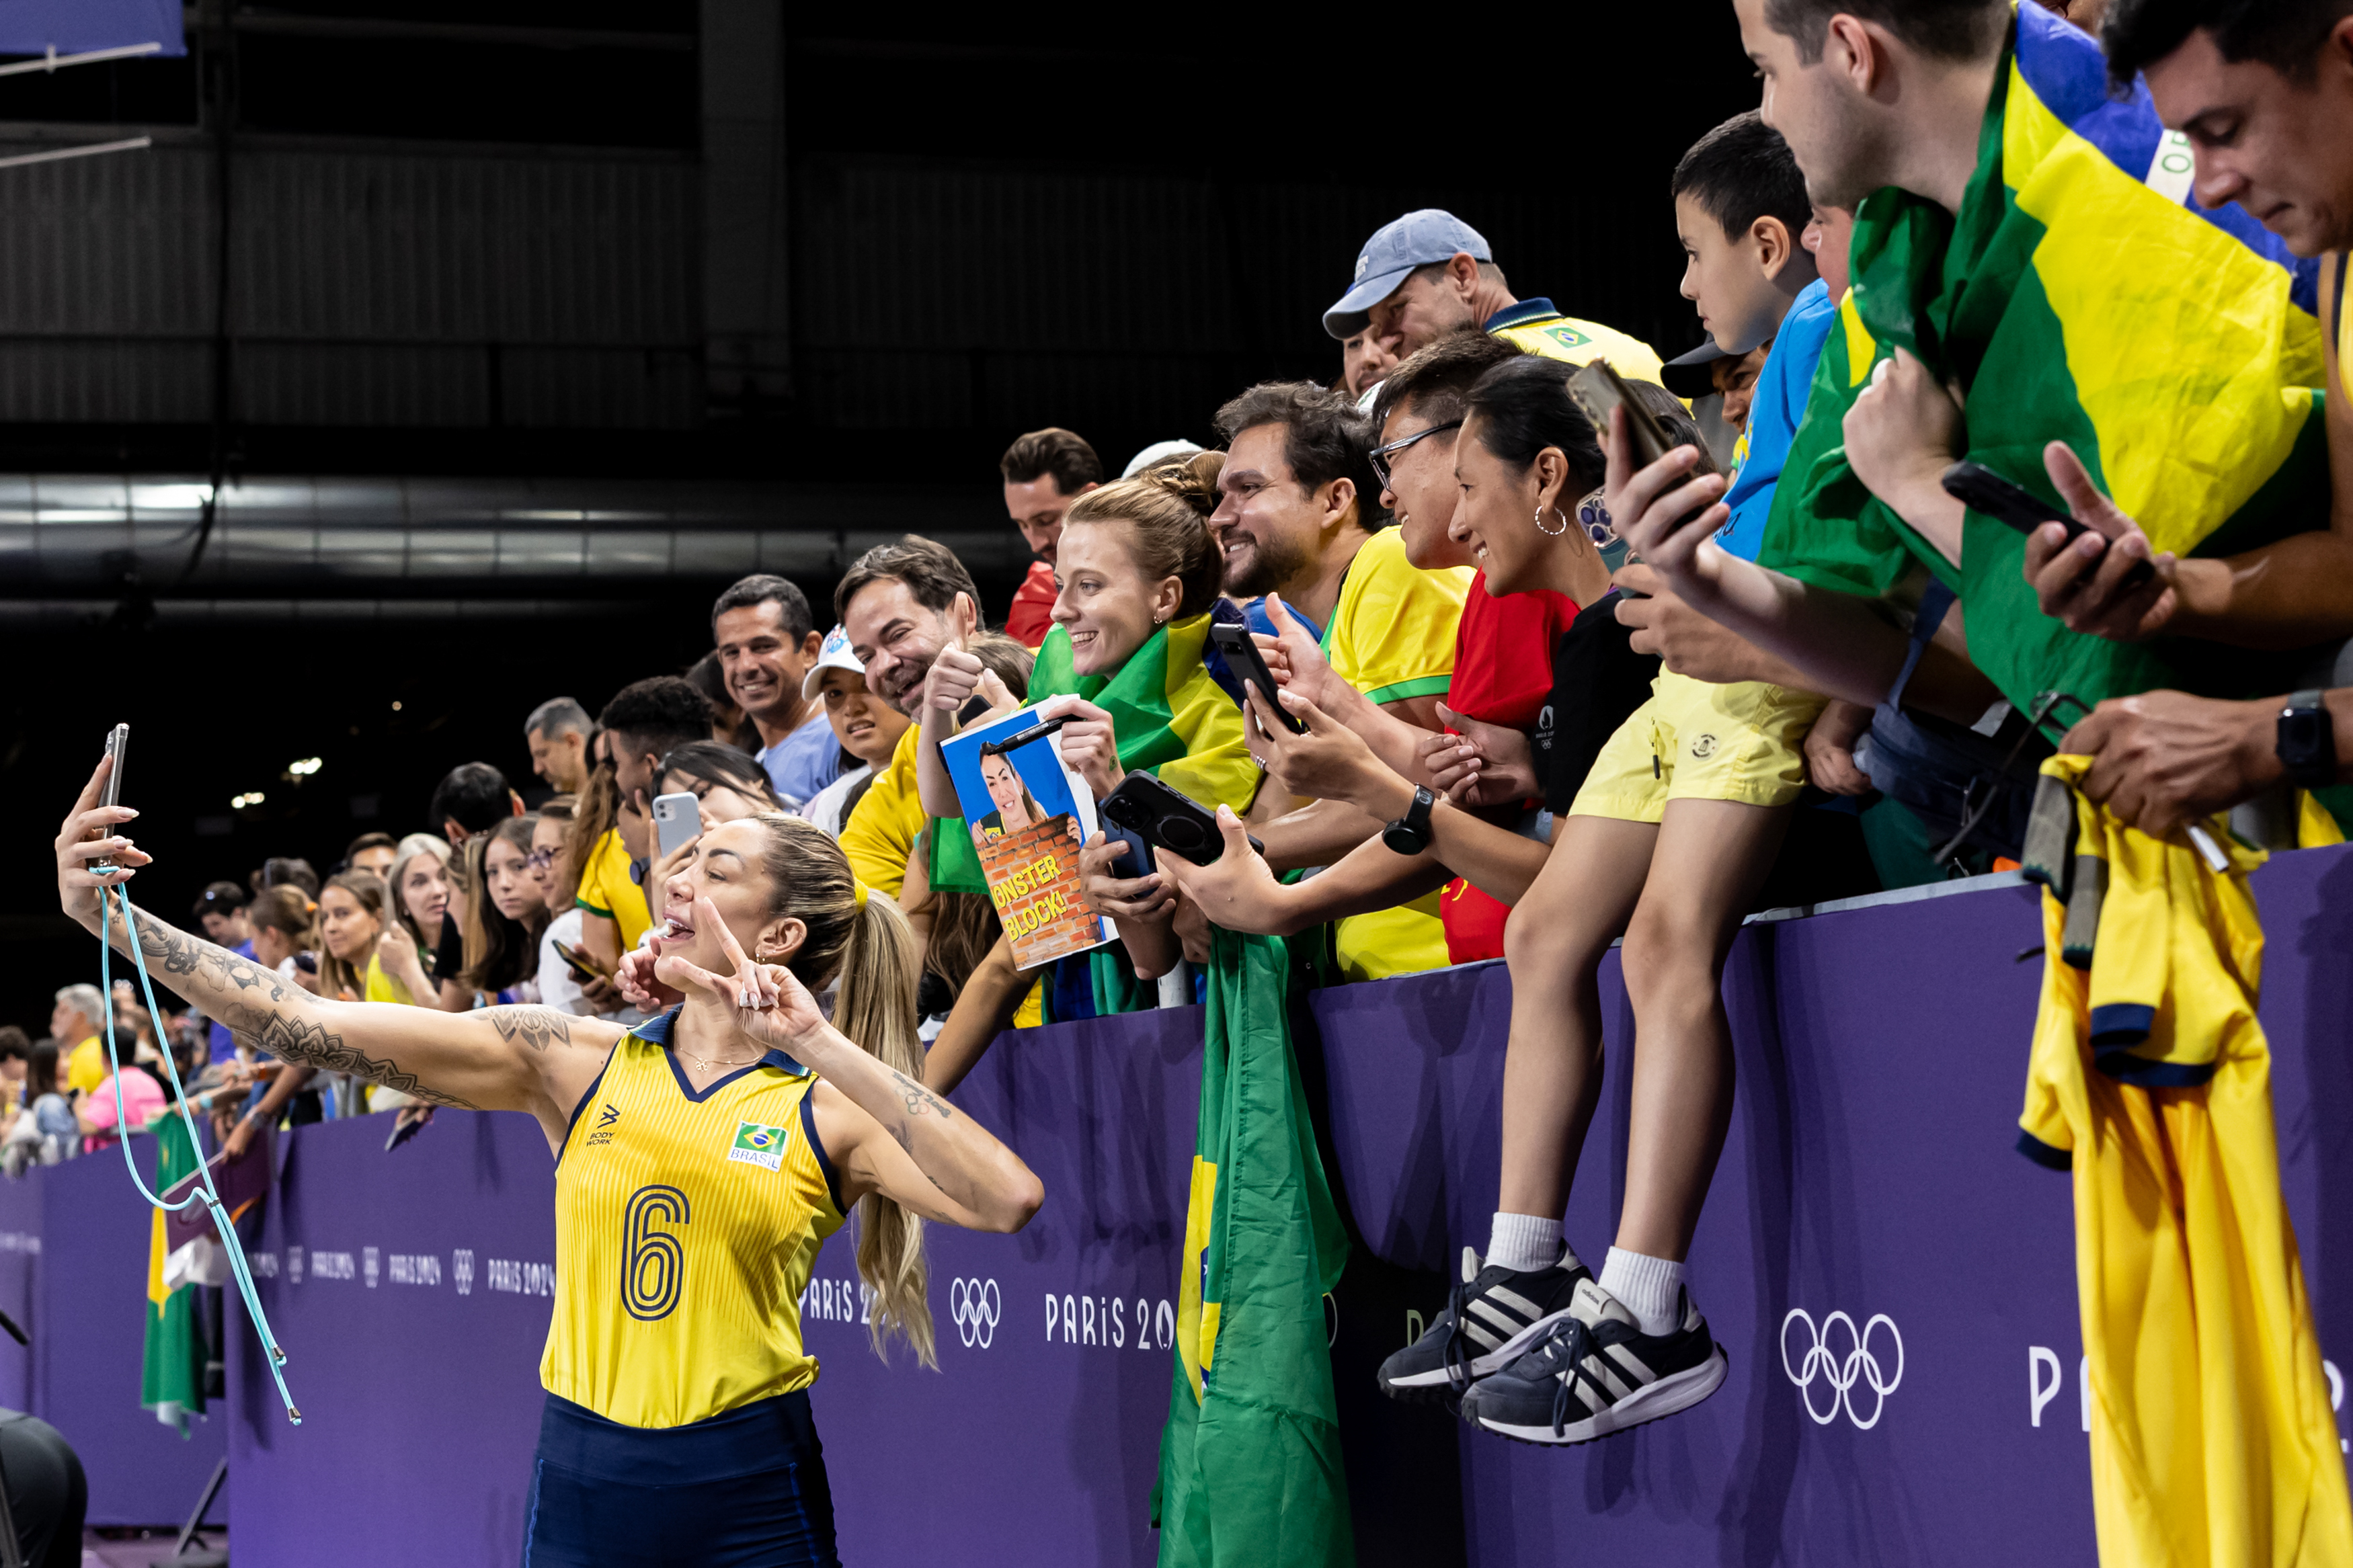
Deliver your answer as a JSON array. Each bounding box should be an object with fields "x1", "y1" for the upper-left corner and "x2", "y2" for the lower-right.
[
  {"x1": 1101, "y1": 774, "x2": 1261, "y2": 868},
  {"x1": 1207, "y1": 624, "x2": 1307, "y2": 735},
  {"x1": 651, "y1": 792, "x2": 701, "y2": 860},
  {"x1": 1940, "y1": 460, "x2": 2155, "y2": 590}
]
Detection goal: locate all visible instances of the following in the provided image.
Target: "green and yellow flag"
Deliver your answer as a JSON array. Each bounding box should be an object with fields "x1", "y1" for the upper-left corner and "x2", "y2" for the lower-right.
[
  {"x1": 141, "y1": 1114, "x2": 206, "y2": 1435},
  {"x1": 1156, "y1": 927, "x2": 1353, "y2": 1567},
  {"x1": 1760, "y1": 3, "x2": 2327, "y2": 720}
]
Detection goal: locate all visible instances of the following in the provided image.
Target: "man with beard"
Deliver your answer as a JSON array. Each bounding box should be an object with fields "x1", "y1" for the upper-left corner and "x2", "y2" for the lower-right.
[
  {"x1": 712, "y1": 575, "x2": 835, "y2": 809},
  {"x1": 834, "y1": 536, "x2": 986, "y2": 897},
  {"x1": 1210, "y1": 380, "x2": 1471, "y2": 981}
]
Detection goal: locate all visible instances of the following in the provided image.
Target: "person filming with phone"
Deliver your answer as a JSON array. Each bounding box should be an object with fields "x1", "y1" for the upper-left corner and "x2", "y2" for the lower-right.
[
  {"x1": 914, "y1": 453, "x2": 1263, "y2": 1089},
  {"x1": 54, "y1": 745, "x2": 1043, "y2": 1567}
]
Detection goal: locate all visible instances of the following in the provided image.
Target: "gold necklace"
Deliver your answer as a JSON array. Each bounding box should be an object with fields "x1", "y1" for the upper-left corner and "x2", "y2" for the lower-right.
[{"x1": 677, "y1": 1042, "x2": 762, "y2": 1073}]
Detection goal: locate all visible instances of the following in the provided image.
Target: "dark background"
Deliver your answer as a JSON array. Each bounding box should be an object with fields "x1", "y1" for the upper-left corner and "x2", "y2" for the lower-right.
[{"x1": 1, "y1": 3, "x2": 1761, "y2": 1034}]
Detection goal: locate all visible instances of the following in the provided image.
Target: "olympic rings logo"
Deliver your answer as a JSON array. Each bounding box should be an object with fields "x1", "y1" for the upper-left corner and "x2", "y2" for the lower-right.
[
  {"x1": 1780, "y1": 1309, "x2": 1904, "y2": 1430},
  {"x1": 949, "y1": 1277, "x2": 1001, "y2": 1350}
]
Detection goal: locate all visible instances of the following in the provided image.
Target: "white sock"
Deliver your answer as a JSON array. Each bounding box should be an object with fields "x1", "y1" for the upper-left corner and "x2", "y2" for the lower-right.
[
  {"x1": 1598, "y1": 1247, "x2": 1684, "y2": 1337},
  {"x1": 1486, "y1": 1212, "x2": 1564, "y2": 1274}
]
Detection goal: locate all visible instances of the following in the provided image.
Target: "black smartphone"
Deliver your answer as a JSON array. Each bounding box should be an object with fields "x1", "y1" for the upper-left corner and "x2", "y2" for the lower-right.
[
  {"x1": 980, "y1": 716, "x2": 1068, "y2": 757},
  {"x1": 1941, "y1": 460, "x2": 2155, "y2": 589},
  {"x1": 1207, "y1": 623, "x2": 1307, "y2": 735},
  {"x1": 92, "y1": 723, "x2": 129, "y2": 872},
  {"x1": 1100, "y1": 773, "x2": 1261, "y2": 868}
]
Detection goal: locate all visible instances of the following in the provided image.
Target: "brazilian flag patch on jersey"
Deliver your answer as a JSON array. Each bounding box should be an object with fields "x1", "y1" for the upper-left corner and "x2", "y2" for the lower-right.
[{"x1": 728, "y1": 1120, "x2": 789, "y2": 1172}]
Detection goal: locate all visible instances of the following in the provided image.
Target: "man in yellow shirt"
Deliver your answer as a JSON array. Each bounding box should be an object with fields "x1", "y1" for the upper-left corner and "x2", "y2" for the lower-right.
[
  {"x1": 1212, "y1": 380, "x2": 1470, "y2": 981},
  {"x1": 1322, "y1": 208, "x2": 1665, "y2": 386},
  {"x1": 577, "y1": 679, "x2": 711, "y2": 968},
  {"x1": 835, "y1": 536, "x2": 989, "y2": 899},
  {"x1": 52, "y1": 984, "x2": 106, "y2": 1096}
]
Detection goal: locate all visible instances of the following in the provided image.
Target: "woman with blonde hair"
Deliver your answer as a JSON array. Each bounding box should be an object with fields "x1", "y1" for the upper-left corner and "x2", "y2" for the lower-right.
[
  {"x1": 59, "y1": 768, "x2": 1041, "y2": 1567},
  {"x1": 917, "y1": 452, "x2": 1264, "y2": 1085}
]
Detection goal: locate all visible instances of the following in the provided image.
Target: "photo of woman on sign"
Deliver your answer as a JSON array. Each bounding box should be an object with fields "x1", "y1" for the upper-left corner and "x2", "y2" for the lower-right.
[{"x1": 970, "y1": 747, "x2": 1081, "y2": 853}]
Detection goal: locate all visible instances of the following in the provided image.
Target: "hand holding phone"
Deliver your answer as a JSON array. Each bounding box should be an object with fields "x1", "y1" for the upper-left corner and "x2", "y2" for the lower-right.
[
  {"x1": 1101, "y1": 774, "x2": 1262, "y2": 867},
  {"x1": 91, "y1": 725, "x2": 129, "y2": 872},
  {"x1": 651, "y1": 792, "x2": 701, "y2": 860},
  {"x1": 1208, "y1": 624, "x2": 1307, "y2": 735},
  {"x1": 1940, "y1": 460, "x2": 2155, "y2": 591}
]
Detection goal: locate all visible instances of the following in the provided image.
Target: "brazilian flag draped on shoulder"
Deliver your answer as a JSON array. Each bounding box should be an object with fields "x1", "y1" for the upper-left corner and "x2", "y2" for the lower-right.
[
  {"x1": 142, "y1": 1114, "x2": 206, "y2": 1434},
  {"x1": 927, "y1": 609, "x2": 1261, "y2": 1016},
  {"x1": 1759, "y1": 2, "x2": 2327, "y2": 721},
  {"x1": 1156, "y1": 927, "x2": 1353, "y2": 1567}
]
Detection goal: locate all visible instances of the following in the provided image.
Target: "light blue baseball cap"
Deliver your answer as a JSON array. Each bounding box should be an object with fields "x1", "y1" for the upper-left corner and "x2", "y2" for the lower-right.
[{"x1": 1322, "y1": 209, "x2": 1493, "y2": 340}]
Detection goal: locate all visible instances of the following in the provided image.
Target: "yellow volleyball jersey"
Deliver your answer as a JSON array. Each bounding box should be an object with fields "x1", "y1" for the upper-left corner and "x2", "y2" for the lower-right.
[{"x1": 541, "y1": 1007, "x2": 846, "y2": 1429}]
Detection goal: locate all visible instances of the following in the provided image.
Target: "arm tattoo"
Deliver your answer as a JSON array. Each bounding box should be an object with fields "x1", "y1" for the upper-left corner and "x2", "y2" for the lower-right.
[
  {"x1": 130, "y1": 909, "x2": 290, "y2": 1005},
  {"x1": 483, "y1": 1006, "x2": 573, "y2": 1053},
  {"x1": 887, "y1": 1067, "x2": 955, "y2": 1124},
  {"x1": 124, "y1": 907, "x2": 476, "y2": 1109},
  {"x1": 245, "y1": 1015, "x2": 477, "y2": 1110}
]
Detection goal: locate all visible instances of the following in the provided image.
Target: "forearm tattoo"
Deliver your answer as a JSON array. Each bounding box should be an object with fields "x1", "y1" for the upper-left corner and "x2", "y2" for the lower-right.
[
  {"x1": 888, "y1": 1067, "x2": 955, "y2": 1125},
  {"x1": 125, "y1": 909, "x2": 478, "y2": 1109}
]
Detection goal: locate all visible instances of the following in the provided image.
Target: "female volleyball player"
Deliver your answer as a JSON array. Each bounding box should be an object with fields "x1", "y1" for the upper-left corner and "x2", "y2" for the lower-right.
[{"x1": 54, "y1": 754, "x2": 1043, "y2": 1567}]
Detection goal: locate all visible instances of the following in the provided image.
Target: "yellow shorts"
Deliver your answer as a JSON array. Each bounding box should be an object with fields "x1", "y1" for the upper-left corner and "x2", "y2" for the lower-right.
[{"x1": 1569, "y1": 669, "x2": 1827, "y2": 824}]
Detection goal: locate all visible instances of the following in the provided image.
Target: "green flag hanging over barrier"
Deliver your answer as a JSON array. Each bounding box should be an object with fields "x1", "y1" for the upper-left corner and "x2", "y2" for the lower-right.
[
  {"x1": 1156, "y1": 927, "x2": 1353, "y2": 1567},
  {"x1": 142, "y1": 1114, "x2": 206, "y2": 1435}
]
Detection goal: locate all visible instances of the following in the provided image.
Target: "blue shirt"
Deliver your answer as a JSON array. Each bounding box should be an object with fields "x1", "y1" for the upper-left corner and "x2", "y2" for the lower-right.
[
  {"x1": 208, "y1": 939, "x2": 257, "y2": 1063},
  {"x1": 1716, "y1": 278, "x2": 1837, "y2": 563},
  {"x1": 756, "y1": 710, "x2": 844, "y2": 811}
]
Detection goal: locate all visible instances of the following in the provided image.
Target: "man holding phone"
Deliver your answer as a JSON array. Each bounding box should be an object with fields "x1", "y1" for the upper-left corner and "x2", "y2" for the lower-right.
[
  {"x1": 1207, "y1": 380, "x2": 1471, "y2": 983},
  {"x1": 576, "y1": 679, "x2": 712, "y2": 975},
  {"x1": 1628, "y1": 0, "x2": 2334, "y2": 735},
  {"x1": 2030, "y1": 0, "x2": 2353, "y2": 833}
]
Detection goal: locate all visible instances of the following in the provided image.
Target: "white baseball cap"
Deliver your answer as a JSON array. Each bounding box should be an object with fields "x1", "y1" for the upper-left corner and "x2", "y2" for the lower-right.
[{"x1": 799, "y1": 623, "x2": 865, "y2": 701}]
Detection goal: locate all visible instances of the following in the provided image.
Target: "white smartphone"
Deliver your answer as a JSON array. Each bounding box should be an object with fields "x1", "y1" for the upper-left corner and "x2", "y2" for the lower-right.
[{"x1": 651, "y1": 792, "x2": 701, "y2": 860}]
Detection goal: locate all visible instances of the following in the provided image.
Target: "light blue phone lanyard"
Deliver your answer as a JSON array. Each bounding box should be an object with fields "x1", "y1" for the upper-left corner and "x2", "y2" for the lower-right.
[{"x1": 96, "y1": 883, "x2": 301, "y2": 1425}]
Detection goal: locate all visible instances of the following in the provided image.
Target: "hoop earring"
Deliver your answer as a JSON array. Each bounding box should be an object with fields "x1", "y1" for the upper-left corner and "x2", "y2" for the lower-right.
[{"x1": 1534, "y1": 502, "x2": 1568, "y2": 538}]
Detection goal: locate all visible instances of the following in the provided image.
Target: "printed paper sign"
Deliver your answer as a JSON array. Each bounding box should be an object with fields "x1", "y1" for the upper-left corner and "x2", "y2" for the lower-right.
[{"x1": 939, "y1": 706, "x2": 1114, "y2": 971}]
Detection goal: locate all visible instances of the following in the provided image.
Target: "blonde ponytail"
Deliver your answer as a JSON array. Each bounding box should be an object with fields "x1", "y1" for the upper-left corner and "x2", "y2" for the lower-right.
[
  {"x1": 832, "y1": 893, "x2": 936, "y2": 1370},
  {"x1": 754, "y1": 813, "x2": 937, "y2": 1369}
]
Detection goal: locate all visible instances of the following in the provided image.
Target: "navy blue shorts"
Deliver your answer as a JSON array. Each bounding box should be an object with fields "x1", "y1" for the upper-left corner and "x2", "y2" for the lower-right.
[{"x1": 521, "y1": 1391, "x2": 840, "y2": 1567}]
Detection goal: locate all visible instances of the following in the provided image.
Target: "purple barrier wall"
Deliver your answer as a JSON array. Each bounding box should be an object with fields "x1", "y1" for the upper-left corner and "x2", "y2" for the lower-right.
[
  {"x1": 226, "y1": 1109, "x2": 558, "y2": 1565},
  {"x1": 173, "y1": 843, "x2": 2353, "y2": 1565},
  {"x1": 0, "y1": 1134, "x2": 231, "y2": 1527}
]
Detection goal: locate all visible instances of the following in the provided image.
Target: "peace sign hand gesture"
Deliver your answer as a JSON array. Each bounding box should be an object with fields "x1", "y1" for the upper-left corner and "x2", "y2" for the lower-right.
[{"x1": 651, "y1": 896, "x2": 827, "y2": 1055}]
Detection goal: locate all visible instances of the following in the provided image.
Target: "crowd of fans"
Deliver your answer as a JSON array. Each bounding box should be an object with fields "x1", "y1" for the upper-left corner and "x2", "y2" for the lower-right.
[{"x1": 26, "y1": 0, "x2": 2353, "y2": 1453}]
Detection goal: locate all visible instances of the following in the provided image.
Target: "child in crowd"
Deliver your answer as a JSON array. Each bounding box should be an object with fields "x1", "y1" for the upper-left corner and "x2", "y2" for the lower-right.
[
  {"x1": 797, "y1": 624, "x2": 914, "y2": 839},
  {"x1": 1365, "y1": 109, "x2": 1832, "y2": 1445}
]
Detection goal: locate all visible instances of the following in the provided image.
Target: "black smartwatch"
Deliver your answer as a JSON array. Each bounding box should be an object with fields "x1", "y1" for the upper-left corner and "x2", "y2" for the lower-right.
[
  {"x1": 1382, "y1": 786, "x2": 1437, "y2": 855},
  {"x1": 2277, "y1": 689, "x2": 2338, "y2": 788}
]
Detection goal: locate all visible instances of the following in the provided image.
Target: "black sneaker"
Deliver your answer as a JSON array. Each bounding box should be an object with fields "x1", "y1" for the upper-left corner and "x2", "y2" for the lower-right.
[
  {"x1": 1377, "y1": 1245, "x2": 1591, "y2": 1404},
  {"x1": 1460, "y1": 1278, "x2": 1726, "y2": 1445}
]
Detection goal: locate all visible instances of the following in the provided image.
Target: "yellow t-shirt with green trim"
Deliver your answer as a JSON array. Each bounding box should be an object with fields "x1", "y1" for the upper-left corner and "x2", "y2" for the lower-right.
[
  {"x1": 838, "y1": 723, "x2": 924, "y2": 899},
  {"x1": 575, "y1": 827, "x2": 652, "y2": 952},
  {"x1": 1322, "y1": 526, "x2": 1470, "y2": 981}
]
